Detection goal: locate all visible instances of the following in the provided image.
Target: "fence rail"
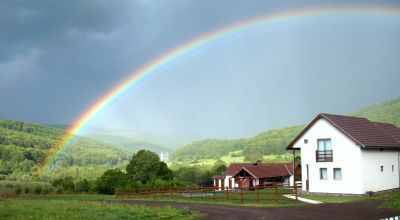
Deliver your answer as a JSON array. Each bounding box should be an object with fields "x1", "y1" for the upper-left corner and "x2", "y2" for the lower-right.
[{"x1": 116, "y1": 183, "x2": 299, "y2": 204}]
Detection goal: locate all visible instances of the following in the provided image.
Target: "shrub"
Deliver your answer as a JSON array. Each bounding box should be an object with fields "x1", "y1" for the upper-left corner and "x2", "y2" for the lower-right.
[
  {"x1": 56, "y1": 187, "x2": 63, "y2": 194},
  {"x1": 34, "y1": 186, "x2": 42, "y2": 194},
  {"x1": 75, "y1": 179, "x2": 90, "y2": 192},
  {"x1": 15, "y1": 186, "x2": 22, "y2": 194},
  {"x1": 5, "y1": 183, "x2": 13, "y2": 188},
  {"x1": 43, "y1": 187, "x2": 50, "y2": 194},
  {"x1": 24, "y1": 187, "x2": 30, "y2": 194}
]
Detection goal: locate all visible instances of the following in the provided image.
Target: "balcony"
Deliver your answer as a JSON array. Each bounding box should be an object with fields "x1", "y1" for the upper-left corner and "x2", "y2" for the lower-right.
[{"x1": 316, "y1": 150, "x2": 333, "y2": 162}]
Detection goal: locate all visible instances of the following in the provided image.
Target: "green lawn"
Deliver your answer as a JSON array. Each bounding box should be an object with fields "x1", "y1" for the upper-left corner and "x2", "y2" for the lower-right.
[
  {"x1": 0, "y1": 195, "x2": 201, "y2": 220},
  {"x1": 301, "y1": 190, "x2": 400, "y2": 210},
  {"x1": 119, "y1": 188, "x2": 302, "y2": 207}
]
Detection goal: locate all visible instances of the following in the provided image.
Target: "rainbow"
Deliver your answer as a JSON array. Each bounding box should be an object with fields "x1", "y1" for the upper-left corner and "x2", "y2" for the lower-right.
[{"x1": 40, "y1": 5, "x2": 400, "y2": 174}]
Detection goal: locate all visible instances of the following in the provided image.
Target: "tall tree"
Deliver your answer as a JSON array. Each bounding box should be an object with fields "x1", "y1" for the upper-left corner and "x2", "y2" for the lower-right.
[{"x1": 126, "y1": 150, "x2": 172, "y2": 184}]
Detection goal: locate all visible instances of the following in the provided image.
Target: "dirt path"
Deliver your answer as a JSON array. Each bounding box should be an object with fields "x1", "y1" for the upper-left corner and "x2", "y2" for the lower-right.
[{"x1": 112, "y1": 200, "x2": 399, "y2": 220}]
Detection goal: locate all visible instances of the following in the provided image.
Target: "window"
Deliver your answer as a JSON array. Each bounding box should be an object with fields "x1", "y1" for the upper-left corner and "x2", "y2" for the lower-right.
[
  {"x1": 320, "y1": 168, "x2": 328, "y2": 180},
  {"x1": 304, "y1": 139, "x2": 308, "y2": 144},
  {"x1": 334, "y1": 168, "x2": 342, "y2": 180},
  {"x1": 380, "y1": 166, "x2": 383, "y2": 172},
  {"x1": 318, "y1": 139, "x2": 332, "y2": 151},
  {"x1": 316, "y1": 139, "x2": 333, "y2": 162}
]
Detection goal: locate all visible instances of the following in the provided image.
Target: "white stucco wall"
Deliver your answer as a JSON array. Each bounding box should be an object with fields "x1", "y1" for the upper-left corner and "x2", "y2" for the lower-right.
[
  {"x1": 294, "y1": 117, "x2": 400, "y2": 194},
  {"x1": 294, "y1": 118, "x2": 364, "y2": 194},
  {"x1": 361, "y1": 150, "x2": 399, "y2": 192}
]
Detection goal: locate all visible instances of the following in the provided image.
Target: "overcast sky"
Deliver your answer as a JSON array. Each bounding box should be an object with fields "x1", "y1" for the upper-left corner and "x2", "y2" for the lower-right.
[{"x1": 1, "y1": 0, "x2": 400, "y2": 139}]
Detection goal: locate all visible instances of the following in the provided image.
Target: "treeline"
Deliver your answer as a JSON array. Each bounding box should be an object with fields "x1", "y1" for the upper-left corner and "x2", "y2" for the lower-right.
[
  {"x1": 0, "y1": 118, "x2": 131, "y2": 181},
  {"x1": 89, "y1": 150, "x2": 227, "y2": 194},
  {"x1": 172, "y1": 126, "x2": 304, "y2": 161}
]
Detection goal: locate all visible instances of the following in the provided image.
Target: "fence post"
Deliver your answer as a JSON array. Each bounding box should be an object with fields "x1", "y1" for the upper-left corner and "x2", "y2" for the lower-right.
[
  {"x1": 256, "y1": 186, "x2": 259, "y2": 203},
  {"x1": 226, "y1": 187, "x2": 229, "y2": 201},
  {"x1": 240, "y1": 186, "x2": 243, "y2": 204},
  {"x1": 213, "y1": 187, "x2": 216, "y2": 200},
  {"x1": 170, "y1": 187, "x2": 172, "y2": 199},
  {"x1": 201, "y1": 187, "x2": 204, "y2": 200},
  {"x1": 294, "y1": 182, "x2": 298, "y2": 202},
  {"x1": 274, "y1": 186, "x2": 278, "y2": 203}
]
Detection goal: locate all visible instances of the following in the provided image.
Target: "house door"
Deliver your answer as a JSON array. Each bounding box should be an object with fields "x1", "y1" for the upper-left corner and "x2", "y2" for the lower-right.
[
  {"x1": 221, "y1": 179, "x2": 225, "y2": 190},
  {"x1": 229, "y1": 178, "x2": 232, "y2": 189},
  {"x1": 306, "y1": 164, "x2": 309, "y2": 191}
]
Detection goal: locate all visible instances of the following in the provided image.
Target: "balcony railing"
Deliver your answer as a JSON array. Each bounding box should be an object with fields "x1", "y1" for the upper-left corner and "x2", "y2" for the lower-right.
[{"x1": 316, "y1": 150, "x2": 333, "y2": 162}]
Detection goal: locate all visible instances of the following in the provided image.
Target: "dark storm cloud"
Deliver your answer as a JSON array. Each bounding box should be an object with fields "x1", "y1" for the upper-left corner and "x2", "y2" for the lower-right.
[{"x1": 1, "y1": 0, "x2": 400, "y2": 139}]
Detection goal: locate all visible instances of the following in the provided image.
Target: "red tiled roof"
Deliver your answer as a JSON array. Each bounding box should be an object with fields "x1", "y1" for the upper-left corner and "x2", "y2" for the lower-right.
[
  {"x1": 287, "y1": 113, "x2": 400, "y2": 149},
  {"x1": 224, "y1": 163, "x2": 293, "y2": 178}
]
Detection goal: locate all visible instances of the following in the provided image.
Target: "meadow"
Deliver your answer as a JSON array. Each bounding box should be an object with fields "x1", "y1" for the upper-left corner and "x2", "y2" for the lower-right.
[{"x1": 0, "y1": 194, "x2": 201, "y2": 220}]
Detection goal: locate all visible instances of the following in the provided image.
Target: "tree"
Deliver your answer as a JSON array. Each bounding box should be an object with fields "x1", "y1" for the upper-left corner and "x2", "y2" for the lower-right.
[
  {"x1": 95, "y1": 169, "x2": 128, "y2": 194},
  {"x1": 126, "y1": 150, "x2": 173, "y2": 184},
  {"x1": 52, "y1": 176, "x2": 75, "y2": 191},
  {"x1": 211, "y1": 160, "x2": 227, "y2": 175},
  {"x1": 75, "y1": 179, "x2": 90, "y2": 192}
]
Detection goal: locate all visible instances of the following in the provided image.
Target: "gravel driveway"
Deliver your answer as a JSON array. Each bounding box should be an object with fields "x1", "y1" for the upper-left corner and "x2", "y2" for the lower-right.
[{"x1": 112, "y1": 200, "x2": 400, "y2": 220}]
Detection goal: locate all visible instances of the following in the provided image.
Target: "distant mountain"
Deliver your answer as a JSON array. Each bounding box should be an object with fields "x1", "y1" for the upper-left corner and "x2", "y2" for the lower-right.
[
  {"x1": 172, "y1": 97, "x2": 400, "y2": 162},
  {"x1": 350, "y1": 98, "x2": 400, "y2": 127},
  {"x1": 0, "y1": 118, "x2": 132, "y2": 181}
]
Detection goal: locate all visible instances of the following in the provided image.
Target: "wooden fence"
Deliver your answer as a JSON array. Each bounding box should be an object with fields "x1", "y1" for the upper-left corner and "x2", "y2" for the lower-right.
[{"x1": 116, "y1": 183, "x2": 299, "y2": 204}]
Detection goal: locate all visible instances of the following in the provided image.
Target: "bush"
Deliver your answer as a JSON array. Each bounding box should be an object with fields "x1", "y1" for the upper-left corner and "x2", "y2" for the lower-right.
[
  {"x1": 43, "y1": 187, "x2": 50, "y2": 194},
  {"x1": 15, "y1": 186, "x2": 22, "y2": 194},
  {"x1": 75, "y1": 179, "x2": 90, "y2": 192},
  {"x1": 95, "y1": 169, "x2": 128, "y2": 194},
  {"x1": 24, "y1": 187, "x2": 30, "y2": 194},
  {"x1": 52, "y1": 177, "x2": 75, "y2": 192},
  {"x1": 34, "y1": 186, "x2": 42, "y2": 194},
  {"x1": 56, "y1": 187, "x2": 63, "y2": 194}
]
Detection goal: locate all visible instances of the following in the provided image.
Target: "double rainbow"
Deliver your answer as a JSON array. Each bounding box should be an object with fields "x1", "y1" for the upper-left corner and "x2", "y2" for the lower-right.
[{"x1": 40, "y1": 5, "x2": 400, "y2": 174}]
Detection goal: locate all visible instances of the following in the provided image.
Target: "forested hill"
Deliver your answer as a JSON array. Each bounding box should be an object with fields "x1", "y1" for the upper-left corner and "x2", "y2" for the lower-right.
[
  {"x1": 350, "y1": 98, "x2": 400, "y2": 127},
  {"x1": 172, "y1": 126, "x2": 305, "y2": 161},
  {"x1": 0, "y1": 118, "x2": 131, "y2": 181},
  {"x1": 172, "y1": 97, "x2": 400, "y2": 162}
]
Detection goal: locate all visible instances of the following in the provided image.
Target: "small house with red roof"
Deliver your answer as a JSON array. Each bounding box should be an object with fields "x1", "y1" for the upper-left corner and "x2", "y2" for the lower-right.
[
  {"x1": 287, "y1": 113, "x2": 400, "y2": 194},
  {"x1": 213, "y1": 162, "x2": 294, "y2": 190}
]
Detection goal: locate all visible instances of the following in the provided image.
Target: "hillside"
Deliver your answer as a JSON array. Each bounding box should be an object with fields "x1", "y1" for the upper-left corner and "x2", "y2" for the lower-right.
[
  {"x1": 350, "y1": 98, "x2": 400, "y2": 127},
  {"x1": 172, "y1": 97, "x2": 400, "y2": 162},
  {"x1": 0, "y1": 118, "x2": 132, "y2": 181},
  {"x1": 172, "y1": 126, "x2": 304, "y2": 162}
]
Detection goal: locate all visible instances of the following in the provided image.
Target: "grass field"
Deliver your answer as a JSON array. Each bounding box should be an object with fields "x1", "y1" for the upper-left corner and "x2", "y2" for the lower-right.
[
  {"x1": 118, "y1": 187, "x2": 302, "y2": 207},
  {"x1": 301, "y1": 189, "x2": 400, "y2": 210},
  {"x1": 0, "y1": 194, "x2": 201, "y2": 220}
]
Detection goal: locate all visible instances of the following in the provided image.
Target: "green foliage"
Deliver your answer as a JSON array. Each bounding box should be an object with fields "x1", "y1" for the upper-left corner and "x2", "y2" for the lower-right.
[
  {"x1": 0, "y1": 118, "x2": 131, "y2": 182},
  {"x1": 52, "y1": 177, "x2": 75, "y2": 192},
  {"x1": 350, "y1": 97, "x2": 400, "y2": 127},
  {"x1": 172, "y1": 126, "x2": 304, "y2": 161},
  {"x1": 95, "y1": 169, "x2": 129, "y2": 194},
  {"x1": 34, "y1": 185, "x2": 42, "y2": 194},
  {"x1": 126, "y1": 150, "x2": 173, "y2": 184},
  {"x1": 15, "y1": 186, "x2": 21, "y2": 194},
  {"x1": 75, "y1": 179, "x2": 91, "y2": 192},
  {"x1": 211, "y1": 160, "x2": 227, "y2": 175}
]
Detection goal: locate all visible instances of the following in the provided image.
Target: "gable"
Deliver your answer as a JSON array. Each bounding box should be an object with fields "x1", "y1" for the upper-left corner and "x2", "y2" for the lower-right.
[{"x1": 287, "y1": 113, "x2": 400, "y2": 150}]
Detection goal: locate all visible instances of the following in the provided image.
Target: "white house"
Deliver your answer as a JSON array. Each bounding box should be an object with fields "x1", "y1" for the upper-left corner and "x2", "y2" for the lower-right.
[
  {"x1": 287, "y1": 113, "x2": 400, "y2": 194},
  {"x1": 212, "y1": 162, "x2": 294, "y2": 190}
]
